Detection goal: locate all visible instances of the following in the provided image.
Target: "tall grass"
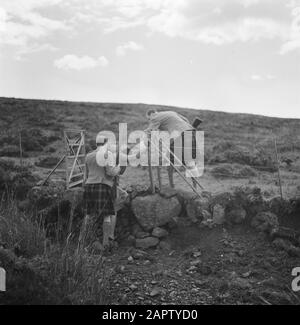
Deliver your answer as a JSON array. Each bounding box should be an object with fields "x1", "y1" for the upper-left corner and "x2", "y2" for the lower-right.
[
  {"x1": 0, "y1": 195, "x2": 110, "y2": 305},
  {"x1": 0, "y1": 194, "x2": 46, "y2": 257}
]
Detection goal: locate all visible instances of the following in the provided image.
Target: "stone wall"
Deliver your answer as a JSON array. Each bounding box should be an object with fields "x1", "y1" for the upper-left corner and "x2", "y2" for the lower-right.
[{"x1": 26, "y1": 184, "x2": 300, "y2": 251}]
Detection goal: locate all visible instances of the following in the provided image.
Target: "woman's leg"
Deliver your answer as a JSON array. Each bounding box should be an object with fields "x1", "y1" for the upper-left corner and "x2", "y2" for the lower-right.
[{"x1": 102, "y1": 215, "x2": 111, "y2": 248}]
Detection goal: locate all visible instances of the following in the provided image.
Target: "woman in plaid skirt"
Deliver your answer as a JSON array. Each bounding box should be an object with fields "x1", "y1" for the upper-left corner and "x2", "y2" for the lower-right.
[{"x1": 83, "y1": 133, "x2": 122, "y2": 250}]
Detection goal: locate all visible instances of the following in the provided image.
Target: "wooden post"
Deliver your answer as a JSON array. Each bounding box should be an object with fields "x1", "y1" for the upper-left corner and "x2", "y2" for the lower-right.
[
  {"x1": 64, "y1": 131, "x2": 69, "y2": 189},
  {"x1": 148, "y1": 139, "x2": 155, "y2": 194},
  {"x1": 157, "y1": 167, "x2": 162, "y2": 190},
  {"x1": 274, "y1": 138, "x2": 283, "y2": 200},
  {"x1": 19, "y1": 131, "x2": 23, "y2": 167}
]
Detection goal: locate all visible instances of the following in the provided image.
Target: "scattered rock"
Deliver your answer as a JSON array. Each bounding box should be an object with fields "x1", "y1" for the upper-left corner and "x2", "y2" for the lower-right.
[
  {"x1": 152, "y1": 227, "x2": 169, "y2": 238},
  {"x1": 231, "y1": 277, "x2": 251, "y2": 290},
  {"x1": 132, "y1": 194, "x2": 181, "y2": 231},
  {"x1": 129, "y1": 284, "x2": 138, "y2": 291},
  {"x1": 135, "y1": 237, "x2": 159, "y2": 249},
  {"x1": 130, "y1": 249, "x2": 151, "y2": 260},
  {"x1": 190, "y1": 259, "x2": 202, "y2": 266},
  {"x1": 127, "y1": 256, "x2": 134, "y2": 262},
  {"x1": 193, "y1": 251, "x2": 202, "y2": 258},
  {"x1": 197, "y1": 264, "x2": 213, "y2": 276},
  {"x1": 150, "y1": 287, "x2": 162, "y2": 297}
]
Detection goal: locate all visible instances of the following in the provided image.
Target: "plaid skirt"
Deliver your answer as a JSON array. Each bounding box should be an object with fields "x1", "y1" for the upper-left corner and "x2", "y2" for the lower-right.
[{"x1": 83, "y1": 183, "x2": 115, "y2": 218}]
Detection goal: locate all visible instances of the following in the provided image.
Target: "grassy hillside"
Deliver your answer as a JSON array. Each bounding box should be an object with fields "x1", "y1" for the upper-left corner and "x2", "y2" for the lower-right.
[
  {"x1": 0, "y1": 96, "x2": 300, "y2": 197},
  {"x1": 1, "y1": 97, "x2": 300, "y2": 305}
]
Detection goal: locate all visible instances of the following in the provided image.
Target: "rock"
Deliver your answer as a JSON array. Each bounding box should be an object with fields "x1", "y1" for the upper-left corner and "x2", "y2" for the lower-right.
[
  {"x1": 130, "y1": 249, "x2": 150, "y2": 260},
  {"x1": 135, "y1": 231, "x2": 150, "y2": 239},
  {"x1": 272, "y1": 238, "x2": 291, "y2": 251},
  {"x1": 91, "y1": 241, "x2": 103, "y2": 254},
  {"x1": 124, "y1": 235, "x2": 135, "y2": 246},
  {"x1": 127, "y1": 256, "x2": 134, "y2": 262},
  {"x1": 197, "y1": 264, "x2": 213, "y2": 276},
  {"x1": 287, "y1": 246, "x2": 300, "y2": 258},
  {"x1": 176, "y1": 189, "x2": 198, "y2": 203},
  {"x1": 251, "y1": 212, "x2": 279, "y2": 233},
  {"x1": 159, "y1": 241, "x2": 172, "y2": 251},
  {"x1": 126, "y1": 184, "x2": 150, "y2": 200},
  {"x1": 273, "y1": 238, "x2": 300, "y2": 258},
  {"x1": 150, "y1": 287, "x2": 162, "y2": 297},
  {"x1": 135, "y1": 237, "x2": 159, "y2": 249},
  {"x1": 129, "y1": 284, "x2": 138, "y2": 291},
  {"x1": 152, "y1": 227, "x2": 169, "y2": 238},
  {"x1": 159, "y1": 186, "x2": 178, "y2": 199},
  {"x1": 202, "y1": 210, "x2": 212, "y2": 221},
  {"x1": 193, "y1": 251, "x2": 202, "y2": 258},
  {"x1": 132, "y1": 224, "x2": 143, "y2": 236},
  {"x1": 226, "y1": 206, "x2": 247, "y2": 225},
  {"x1": 185, "y1": 198, "x2": 209, "y2": 223},
  {"x1": 270, "y1": 227, "x2": 300, "y2": 246},
  {"x1": 212, "y1": 204, "x2": 226, "y2": 225},
  {"x1": 231, "y1": 277, "x2": 251, "y2": 290},
  {"x1": 176, "y1": 189, "x2": 210, "y2": 223},
  {"x1": 190, "y1": 259, "x2": 202, "y2": 266},
  {"x1": 131, "y1": 194, "x2": 181, "y2": 231}
]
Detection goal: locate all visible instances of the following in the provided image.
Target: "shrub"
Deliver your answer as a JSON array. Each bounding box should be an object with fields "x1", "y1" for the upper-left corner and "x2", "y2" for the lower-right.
[
  {"x1": 0, "y1": 145, "x2": 20, "y2": 157},
  {"x1": 0, "y1": 159, "x2": 37, "y2": 200},
  {"x1": 209, "y1": 143, "x2": 277, "y2": 172},
  {"x1": 0, "y1": 198, "x2": 47, "y2": 258},
  {"x1": 210, "y1": 164, "x2": 234, "y2": 178},
  {"x1": 35, "y1": 156, "x2": 60, "y2": 168},
  {"x1": 236, "y1": 166, "x2": 257, "y2": 177}
]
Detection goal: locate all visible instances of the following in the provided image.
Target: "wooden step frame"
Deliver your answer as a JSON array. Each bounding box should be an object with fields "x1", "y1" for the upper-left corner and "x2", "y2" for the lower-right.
[{"x1": 64, "y1": 129, "x2": 86, "y2": 189}]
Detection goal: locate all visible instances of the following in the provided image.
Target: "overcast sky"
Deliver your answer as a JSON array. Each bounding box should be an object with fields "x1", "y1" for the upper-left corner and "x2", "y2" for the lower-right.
[{"x1": 0, "y1": 0, "x2": 300, "y2": 118}]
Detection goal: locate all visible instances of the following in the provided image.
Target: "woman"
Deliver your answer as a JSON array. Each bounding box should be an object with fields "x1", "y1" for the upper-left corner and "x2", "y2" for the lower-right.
[{"x1": 82, "y1": 133, "x2": 121, "y2": 250}]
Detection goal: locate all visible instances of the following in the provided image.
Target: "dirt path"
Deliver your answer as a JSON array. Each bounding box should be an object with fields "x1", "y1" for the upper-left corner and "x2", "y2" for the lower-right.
[{"x1": 106, "y1": 224, "x2": 300, "y2": 305}]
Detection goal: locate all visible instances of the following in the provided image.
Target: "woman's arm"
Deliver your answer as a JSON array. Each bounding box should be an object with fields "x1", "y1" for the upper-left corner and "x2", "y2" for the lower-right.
[{"x1": 105, "y1": 165, "x2": 121, "y2": 177}]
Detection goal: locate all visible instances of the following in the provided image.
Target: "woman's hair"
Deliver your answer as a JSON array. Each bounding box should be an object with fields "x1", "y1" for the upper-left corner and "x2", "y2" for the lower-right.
[
  {"x1": 96, "y1": 138, "x2": 108, "y2": 147},
  {"x1": 146, "y1": 109, "x2": 157, "y2": 118}
]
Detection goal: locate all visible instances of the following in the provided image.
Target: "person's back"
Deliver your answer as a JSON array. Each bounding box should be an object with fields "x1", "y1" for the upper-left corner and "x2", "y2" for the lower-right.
[
  {"x1": 85, "y1": 150, "x2": 114, "y2": 187},
  {"x1": 146, "y1": 111, "x2": 193, "y2": 136}
]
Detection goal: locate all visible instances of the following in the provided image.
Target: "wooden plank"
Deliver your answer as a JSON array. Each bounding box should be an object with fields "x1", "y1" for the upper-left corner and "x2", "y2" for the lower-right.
[
  {"x1": 70, "y1": 172, "x2": 84, "y2": 179},
  {"x1": 69, "y1": 136, "x2": 84, "y2": 183},
  {"x1": 274, "y1": 137, "x2": 283, "y2": 200},
  {"x1": 67, "y1": 154, "x2": 86, "y2": 159},
  {"x1": 148, "y1": 140, "x2": 155, "y2": 194},
  {"x1": 64, "y1": 131, "x2": 69, "y2": 189},
  {"x1": 157, "y1": 167, "x2": 162, "y2": 190},
  {"x1": 69, "y1": 179, "x2": 84, "y2": 188}
]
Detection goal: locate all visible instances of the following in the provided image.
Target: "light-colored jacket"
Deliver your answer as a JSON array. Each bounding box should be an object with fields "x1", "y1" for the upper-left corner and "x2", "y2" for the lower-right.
[
  {"x1": 145, "y1": 111, "x2": 193, "y2": 137},
  {"x1": 85, "y1": 150, "x2": 120, "y2": 187}
]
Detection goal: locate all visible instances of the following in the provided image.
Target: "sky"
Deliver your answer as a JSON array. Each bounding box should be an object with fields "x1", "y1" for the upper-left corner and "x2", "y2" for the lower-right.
[{"x1": 0, "y1": 0, "x2": 300, "y2": 118}]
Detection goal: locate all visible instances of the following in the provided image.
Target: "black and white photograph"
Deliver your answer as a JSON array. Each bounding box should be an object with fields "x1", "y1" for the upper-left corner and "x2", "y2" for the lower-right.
[{"x1": 0, "y1": 0, "x2": 300, "y2": 310}]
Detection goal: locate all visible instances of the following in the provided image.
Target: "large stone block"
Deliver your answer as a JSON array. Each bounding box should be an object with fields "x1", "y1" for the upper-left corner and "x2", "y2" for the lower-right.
[{"x1": 131, "y1": 194, "x2": 182, "y2": 231}]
